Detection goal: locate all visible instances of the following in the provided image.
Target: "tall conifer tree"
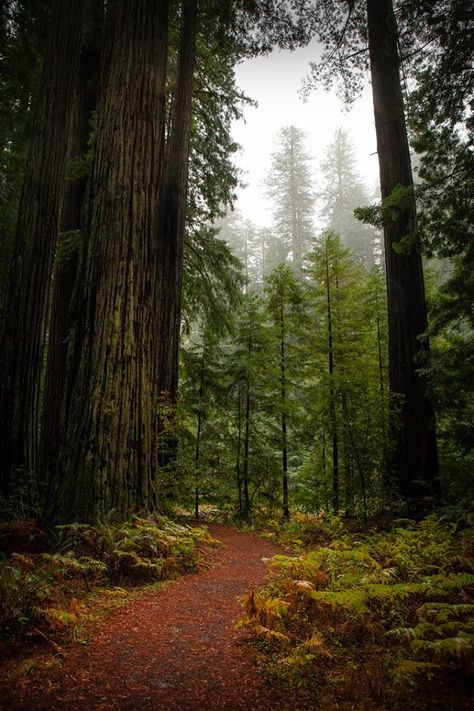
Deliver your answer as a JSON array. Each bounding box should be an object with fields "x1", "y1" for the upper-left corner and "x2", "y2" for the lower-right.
[
  {"x1": 156, "y1": 0, "x2": 198, "y2": 421},
  {"x1": 45, "y1": 0, "x2": 169, "y2": 523},
  {"x1": 0, "y1": 0, "x2": 84, "y2": 499},
  {"x1": 265, "y1": 125, "x2": 314, "y2": 278},
  {"x1": 41, "y1": 3, "x2": 102, "y2": 488},
  {"x1": 319, "y1": 127, "x2": 376, "y2": 269},
  {"x1": 367, "y1": 0, "x2": 439, "y2": 501}
]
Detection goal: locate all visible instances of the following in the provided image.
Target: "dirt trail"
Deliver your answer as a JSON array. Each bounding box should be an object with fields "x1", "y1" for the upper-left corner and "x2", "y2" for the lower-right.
[{"x1": 2, "y1": 525, "x2": 304, "y2": 711}]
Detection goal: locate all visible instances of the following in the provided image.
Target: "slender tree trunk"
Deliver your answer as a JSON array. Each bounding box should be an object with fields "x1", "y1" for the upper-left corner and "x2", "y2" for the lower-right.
[
  {"x1": 279, "y1": 292, "x2": 289, "y2": 519},
  {"x1": 321, "y1": 430, "x2": 329, "y2": 511},
  {"x1": 325, "y1": 241, "x2": 339, "y2": 513},
  {"x1": 156, "y1": 0, "x2": 197, "y2": 466},
  {"x1": 373, "y1": 272, "x2": 390, "y2": 489},
  {"x1": 194, "y1": 360, "x2": 204, "y2": 520},
  {"x1": 367, "y1": 0, "x2": 439, "y2": 502},
  {"x1": 0, "y1": 0, "x2": 84, "y2": 500},
  {"x1": 194, "y1": 407, "x2": 202, "y2": 520},
  {"x1": 243, "y1": 379, "x2": 251, "y2": 521},
  {"x1": 333, "y1": 264, "x2": 352, "y2": 517},
  {"x1": 342, "y1": 397, "x2": 354, "y2": 517},
  {"x1": 359, "y1": 459, "x2": 368, "y2": 528},
  {"x1": 374, "y1": 277, "x2": 385, "y2": 401},
  {"x1": 260, "y1": 231, "x2": 267, "y2": 284},
  {"x1": 41, "y1": 13, "x2": 101, "y2": 491},
  {"x1": 44, "y1": 0, "x2": 169, "y2": 524},
  {"x1": 242, "y1": 320, "x2": 252, "y2": 522},
  {"x1": 236, "y1": 381, "x2": 243, "y2": 517},
  {"x1": 289, "y1": 128, "x2": 302, "y2": 278},
  {"x1": 347, "y1": 424, "x2": 369, "y2": 528}
]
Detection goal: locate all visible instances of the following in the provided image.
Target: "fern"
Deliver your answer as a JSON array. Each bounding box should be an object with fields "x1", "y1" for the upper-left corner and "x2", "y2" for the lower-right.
[
  {"x1": 417, "y1": 602, "x2": 474, "y2": 623},
  {"x1": 391, "y1": 659, "x2": 441, "y2": 684},
  {"x1": 310, "y1": 589, "x2": 369, "y2": 615},
  {"x1": 412, "y1": 634, "x2": 474, "y2": 669},
  {"x1": 1, "y1": 515, "x2": 217, "y2": 648},
  {"x1": 240, "y1": 513, "x2": 474, "y2": 706},
  {"x1": 33, "y1": 606, "x2": 79, "y2": 632}
]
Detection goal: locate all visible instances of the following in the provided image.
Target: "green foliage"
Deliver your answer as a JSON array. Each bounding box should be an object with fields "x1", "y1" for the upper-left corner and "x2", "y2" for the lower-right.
[
  {"x1": 302, "y1": 232, "x2": 389, "y2": 517},
  {"x1": 355, "y1": 184, "x2": 418, "y2": 255},
  {"x1": 240, "y1": 514, "x2": 474, "y2": 708},
  {"x1": 0, "y1": 0, "x2": 51, "y2": 300},
  {"x1": 182, "y1": 0, "x2": 251, "y2": 330},
  {"x1": 178, "y1": 228, "x2": 391, "y2": 521},
  {"x1": 0, "y1": 517, "x2": 217, "y2": 655},
  {"x1": 264, "y1": 125, "x2": 314, "y2": 273},
  {"x1": 263, "y1": 511, "x2": 345, "y2": 549},
  {"x1": 354, "y1": 204, "x2": 383, "y2": 229},
  {"x1": 56, "y1": 230, "x2": 81, "y2": 264},
  {"x1": 404, "y1": 1, "x2": 474, "y2": 501},
  {"x1": 183, "y1": 225, "x2": 244, "y2": 331},
  {"x1": 64, "y1": 155, "x2": 89, "y2": 182},
  {"x1": 319, "y1": 127, "x2": 379, "y2": 268}
]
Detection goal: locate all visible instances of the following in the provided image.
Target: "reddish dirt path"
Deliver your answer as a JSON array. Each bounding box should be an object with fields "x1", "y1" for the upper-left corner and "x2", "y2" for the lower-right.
[{"x1": 2, "y1": 525, "x2": 303, "y2": 711}]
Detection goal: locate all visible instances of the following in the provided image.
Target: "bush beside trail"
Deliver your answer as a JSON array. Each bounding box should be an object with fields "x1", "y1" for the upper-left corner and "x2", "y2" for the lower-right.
[
  {"x1": 0, "y1": 516, "x2": 218, "y2": 660},
  {"x1": 240, "y1": 514, "x2": 474, "y2": 711}
]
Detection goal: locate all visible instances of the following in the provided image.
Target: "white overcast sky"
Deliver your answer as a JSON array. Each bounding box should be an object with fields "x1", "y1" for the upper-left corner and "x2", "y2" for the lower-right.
[{"x1": 231, "y1": 39, "x2": 380, "y2": 227}]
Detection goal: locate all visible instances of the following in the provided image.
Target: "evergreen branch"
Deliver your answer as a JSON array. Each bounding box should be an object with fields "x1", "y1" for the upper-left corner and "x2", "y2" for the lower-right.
[
  {"x1": 326, "y1": 1, "x2": 355, "y2": 64},
  {"x1": 341, "y1": 47, "x2": 369, "y2": 62}
]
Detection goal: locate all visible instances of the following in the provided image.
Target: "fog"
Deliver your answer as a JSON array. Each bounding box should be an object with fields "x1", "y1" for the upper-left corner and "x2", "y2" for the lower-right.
[{"x1": 231, "y1": 39, "x2": 380, "y2": 227}]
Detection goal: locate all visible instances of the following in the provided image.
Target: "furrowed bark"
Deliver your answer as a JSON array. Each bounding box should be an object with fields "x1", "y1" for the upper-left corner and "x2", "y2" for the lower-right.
[
  {"x1": 155, "y1": 0, "x2": 198, "y2": 468},
  {"x1": 367, "y1": 0, "x2": 439, "y2": 502},
  {"x1": 41, "y1": 10, "x2": 101, "y2": 490},
  {"x1": 0, "y1": 0, "x2": 84, "y2": 499},
  {"x1": 45, "y1": 0, "x2": 169, "y2": 523}
]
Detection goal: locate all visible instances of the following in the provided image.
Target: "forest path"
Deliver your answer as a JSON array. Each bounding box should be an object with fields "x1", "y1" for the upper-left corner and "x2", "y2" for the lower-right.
[{"x1": 3, "y1": 525, "x2": 307, "y2": 711}]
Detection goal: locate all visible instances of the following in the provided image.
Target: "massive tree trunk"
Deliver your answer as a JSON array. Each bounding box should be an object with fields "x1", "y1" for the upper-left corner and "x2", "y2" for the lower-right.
[
  {"x1": 155, "y1": 0, "x2": 198, "y2": 463},
  {"x1": 367, "y1": 0, "x2": 439, "y2": 501},
  {"x1": 0, "y1": 0, "x2": 84, "y2": 500},
  {"x1": 44, "y1": 0, "x2": 169, "y2": 524},
  {"x1": 41, "y1": 12, "x2": 102, "y2": 491}
]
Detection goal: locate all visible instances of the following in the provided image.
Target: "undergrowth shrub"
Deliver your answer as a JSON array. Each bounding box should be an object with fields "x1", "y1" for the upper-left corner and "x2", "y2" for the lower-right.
[
  {"x1": 240, "y1": 515, "x2": 474, "y2": 710},
  {"x1": 0, "y1": 516, "x2": 217, "y2": 659},
  {"x1": 234, "y1": 509, "x2": 345, "y2": 549}
]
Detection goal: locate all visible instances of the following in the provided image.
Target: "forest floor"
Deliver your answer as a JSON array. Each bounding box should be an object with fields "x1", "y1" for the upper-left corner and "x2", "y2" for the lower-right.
[{"x1": 0, "y1": 524, "x2": 312, "y2": 711}]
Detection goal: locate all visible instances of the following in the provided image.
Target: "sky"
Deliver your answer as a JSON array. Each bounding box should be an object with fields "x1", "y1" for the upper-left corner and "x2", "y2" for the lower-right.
[{"x1": 231, "y1": 39, "x2": 380, "y2": 227}]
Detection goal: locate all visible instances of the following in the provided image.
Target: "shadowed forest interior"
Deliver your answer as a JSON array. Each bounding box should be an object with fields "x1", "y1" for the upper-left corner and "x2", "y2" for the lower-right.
[{"x1": 0, "y1": 1, "x2": 473, "y2": 709}]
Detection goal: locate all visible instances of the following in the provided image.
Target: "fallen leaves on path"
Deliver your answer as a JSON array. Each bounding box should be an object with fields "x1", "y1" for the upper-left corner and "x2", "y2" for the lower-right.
[{"x1": 0, "y1": 525, "x2": 309, "y2": 711}]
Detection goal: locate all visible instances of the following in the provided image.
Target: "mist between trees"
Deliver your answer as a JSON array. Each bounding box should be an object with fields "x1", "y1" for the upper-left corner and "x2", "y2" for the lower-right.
[{"x1": 0, "y1": 0, "x2": 472, "y2": 525}]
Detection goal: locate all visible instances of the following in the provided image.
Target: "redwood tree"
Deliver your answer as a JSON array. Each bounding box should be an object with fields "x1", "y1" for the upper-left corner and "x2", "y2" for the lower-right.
[
  {"x1": 41, "y1": 8, "x2": 102, "y2": 488},
  {"x1": 155, "y1": 0, "x2": 198, "y2": 465},
  {"x1": 0, "y1": 0, "x2": 84, "y2": 499},
  {"x1": 45, "y1": 0, "x2": 170, "y2": 523},
  {"x1": 367, "y1": 0, "x2": 438, "y2": 500}
]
